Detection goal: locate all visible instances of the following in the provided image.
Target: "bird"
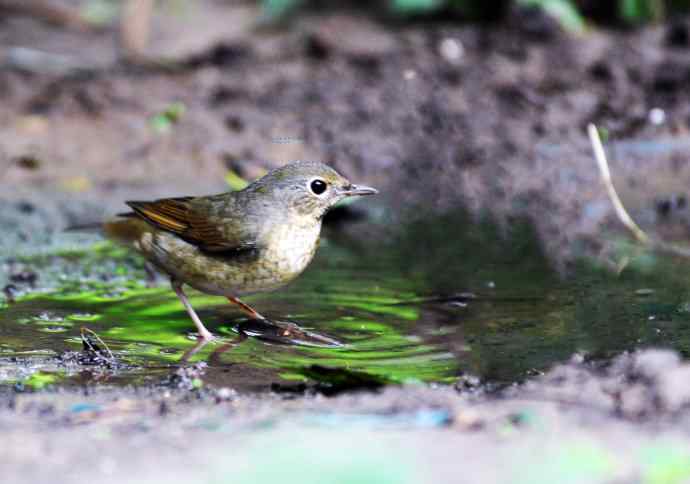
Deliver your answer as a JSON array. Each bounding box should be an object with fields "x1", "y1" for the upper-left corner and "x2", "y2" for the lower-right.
[{"x1": 103, "y1": 161, "x2": 378, "y2": 341}]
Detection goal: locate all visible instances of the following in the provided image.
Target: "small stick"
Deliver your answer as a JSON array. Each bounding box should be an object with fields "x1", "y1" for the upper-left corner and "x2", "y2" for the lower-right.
[
  {"x1": 80, "y1": 327, "x2": 115, "y2": 362},
  {"x1": 120, "y1": 0, "x2": 155, "y2": 62},
  {"x1": 588, "y1": 123, "x2": 690, "y2": 259},
  {"x1": 588, "y1": 124, "x2": 650, "y2": 245}
]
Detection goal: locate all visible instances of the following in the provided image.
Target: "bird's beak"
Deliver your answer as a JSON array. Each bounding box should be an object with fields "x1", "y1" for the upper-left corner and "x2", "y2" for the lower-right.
[{"x1": 340, "y1": 184, "x2": 378, "y2": 197}]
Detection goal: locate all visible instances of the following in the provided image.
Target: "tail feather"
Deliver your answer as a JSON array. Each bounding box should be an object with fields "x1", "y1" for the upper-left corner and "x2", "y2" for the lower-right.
[
  {"x1": 103, "y1": 216, "x2": 150, "y2": 246},
  {"x1": 67, "y1": 214, "x2": 149, "y2": 249}
]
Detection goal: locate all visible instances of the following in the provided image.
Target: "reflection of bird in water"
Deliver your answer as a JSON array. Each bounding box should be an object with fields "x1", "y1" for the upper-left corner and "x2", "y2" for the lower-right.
[{"x1": 181, "y1": 318, "x2": 343, "y2": 363}]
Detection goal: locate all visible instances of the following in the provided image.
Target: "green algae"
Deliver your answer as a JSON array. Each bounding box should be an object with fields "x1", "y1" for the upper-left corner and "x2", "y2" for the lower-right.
[
  {"x1": 19, "y1": 371, "x2": 65, "y2": 391},
  {"x1": 0, "y1": 241, "x2": 461, "y2": 388}
]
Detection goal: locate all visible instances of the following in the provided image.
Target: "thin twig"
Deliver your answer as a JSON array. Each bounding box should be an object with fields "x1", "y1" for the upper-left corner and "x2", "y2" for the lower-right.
[
  {"x1": 588, "y1": 123, "x2": 690, "y2": 259},
  {"x1": 120, "y1": 0, "x2": 155, "y2": 62},
  {"x1": 588, "y1": 124, "x2": 650, "y2": 245},
  {"x1": 80, "y1": 326, "x2": 115, "y2": 362}
]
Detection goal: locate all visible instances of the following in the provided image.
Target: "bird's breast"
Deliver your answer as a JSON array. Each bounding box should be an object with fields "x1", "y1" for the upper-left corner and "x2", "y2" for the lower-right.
[
  {"x1": 133, "y1": 220, "x2": 322, "y2": 296},
  {"x1": 262, "y1": 221, "x2": 322, "y2": 278}
]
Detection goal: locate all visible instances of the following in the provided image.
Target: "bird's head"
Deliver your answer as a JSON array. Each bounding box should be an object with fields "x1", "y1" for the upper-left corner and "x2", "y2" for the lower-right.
[{"x1": 246, "y1": 161, "x2": 378, "y2": 220}]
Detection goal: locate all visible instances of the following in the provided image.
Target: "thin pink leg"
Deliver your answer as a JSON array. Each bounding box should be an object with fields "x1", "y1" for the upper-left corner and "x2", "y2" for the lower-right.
[
  {"x1": 171, "y1": 280, "x2": 213, "y2": 341},
  {"x1": 227, "y1": 296, "x2": 265, "y2": 320}
]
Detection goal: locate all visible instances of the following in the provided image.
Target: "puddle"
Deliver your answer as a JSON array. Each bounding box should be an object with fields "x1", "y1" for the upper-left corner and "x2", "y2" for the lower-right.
[{"x1": 3, "y1": 210, "x2": 690, "y2": 392}]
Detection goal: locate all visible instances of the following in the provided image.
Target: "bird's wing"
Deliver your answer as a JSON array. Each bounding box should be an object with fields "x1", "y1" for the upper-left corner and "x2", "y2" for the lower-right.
[{"x1": 125, "y1": 196, "x2": 258, "y2": 253}]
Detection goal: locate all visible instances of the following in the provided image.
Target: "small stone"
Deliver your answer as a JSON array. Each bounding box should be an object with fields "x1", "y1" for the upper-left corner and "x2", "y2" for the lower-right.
[
  {"x1": 631, "y1": 349, "x2": 681, "y2": 381},
  {"x1": 657, "y1": 366, "x2": 690, "y2": 411},
  {"x1": 454, "y1": 408, "x2": 484, "y2": 430},
  {"x1": 438, "y1": 38, "x2": 464, "y2": 64},
  {"x1": 216, "y1": 387, "x2": 236, "y2": 401},
  {"x1": 455, "y1": 374, "x2": 481, "y2": 393},
  {"x1": 619, "y1": 383, "x2": 652, "y2": 419},
  {"x1": 569, "y1": 352, "x2": 586, "y2": 365},
  {"x1": 649, "y1": 108, "x2": 666, "y2": 126}
]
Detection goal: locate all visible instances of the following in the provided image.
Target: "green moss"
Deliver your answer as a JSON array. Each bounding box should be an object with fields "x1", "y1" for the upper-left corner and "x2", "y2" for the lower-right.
[{"x1": 21, "y1": 371, "x2": 63, "y2": 390}]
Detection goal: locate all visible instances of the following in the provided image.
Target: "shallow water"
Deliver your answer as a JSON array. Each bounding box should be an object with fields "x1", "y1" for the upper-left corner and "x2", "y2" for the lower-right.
[{"x1": 2, "y1": 210, "x2": 690, "y2": 392}]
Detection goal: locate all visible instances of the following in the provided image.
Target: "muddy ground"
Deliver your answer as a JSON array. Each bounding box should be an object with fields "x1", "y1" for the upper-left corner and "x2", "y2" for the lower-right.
[
  {"x1": 4, "y1": 349, "x2": 690, "y2": 483},
  {"x1": 4, "y1": 2, "x2": 690, "y2": 483}
]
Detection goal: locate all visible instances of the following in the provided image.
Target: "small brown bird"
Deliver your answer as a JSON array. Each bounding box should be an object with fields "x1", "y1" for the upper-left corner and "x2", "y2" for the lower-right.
[{"x1": 104, "y1": 161, "x2": 377, "y2": 340}]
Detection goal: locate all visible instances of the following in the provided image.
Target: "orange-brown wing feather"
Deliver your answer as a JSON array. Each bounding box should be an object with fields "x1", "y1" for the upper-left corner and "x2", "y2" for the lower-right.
[
  {"x1": 126, "y1": 198, "x2": 193, "y2": 234},
  {"x1": 125, "y1": 197, "x2": 255, "y2": 253}
]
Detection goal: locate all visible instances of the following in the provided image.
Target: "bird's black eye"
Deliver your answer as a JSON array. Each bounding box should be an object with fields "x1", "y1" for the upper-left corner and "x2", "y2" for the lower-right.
[{"x1": 309, "y1": 179, "x2": 328, "y2": 195}]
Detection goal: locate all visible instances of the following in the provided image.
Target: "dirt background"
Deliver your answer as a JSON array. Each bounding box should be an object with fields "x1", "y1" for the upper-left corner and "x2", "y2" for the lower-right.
[{"x1": 3, "y1": 1, "x2": 690, "y2": 260}]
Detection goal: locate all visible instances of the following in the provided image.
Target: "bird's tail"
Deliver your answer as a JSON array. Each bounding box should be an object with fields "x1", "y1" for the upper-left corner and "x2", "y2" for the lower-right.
[
  {"x1": 67, "y1": 214, "x2": 149, "y2": 248},
  {"x1": 102, "y1": 216, "x2": 150, "y2": 247}
]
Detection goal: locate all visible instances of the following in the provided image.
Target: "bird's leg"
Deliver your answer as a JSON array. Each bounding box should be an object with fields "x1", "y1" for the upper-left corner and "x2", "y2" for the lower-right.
[
  {"x1": 171, "y1": 279, "x2": 214, "y2": 341},
  {"x1": 226, "y1": 296, "x2": 265, "y2": 320}
]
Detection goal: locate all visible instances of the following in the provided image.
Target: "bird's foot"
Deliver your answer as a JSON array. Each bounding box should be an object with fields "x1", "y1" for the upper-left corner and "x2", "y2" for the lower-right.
[
  {"x1": 186, "y1": 330, "x2": 214, "y2": 342},
  {"x1": 236, "y1": 319, "x2": 343, "y2": 348},
  {"x1": 198, "y1": 329, "x2": 214, "y2": 341}
]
